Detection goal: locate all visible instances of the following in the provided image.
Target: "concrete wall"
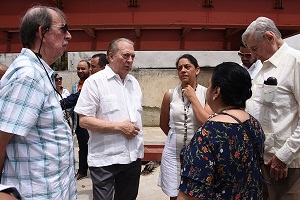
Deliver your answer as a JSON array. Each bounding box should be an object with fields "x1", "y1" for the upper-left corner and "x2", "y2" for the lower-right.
[
  {"x1": 1, "y1": 36, "x2": 297, "y2": 126},
  {"x1": 67, "y1": 51, "x2": 241, "y2": 71},
  {"x1": 65, "y1": 51, "x2": 240, "y2": 126},
  {"x1": 1, "y1": 51, "x2": 224, "y2": 126},
  {"x1": 134, "y1": 67, "x2": 214, "y2": 126},
  {"x1": 56, "y1": 67, "x2": 214, "y2": 127},
  {"x1": 1, "y1": 37, "x2": 299, "y2": 126}
]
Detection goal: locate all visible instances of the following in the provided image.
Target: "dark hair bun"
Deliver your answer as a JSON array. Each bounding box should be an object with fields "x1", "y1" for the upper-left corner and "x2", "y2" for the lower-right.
[{"x1": 211, "y1": 62, "x2": 252, "y2": 108}]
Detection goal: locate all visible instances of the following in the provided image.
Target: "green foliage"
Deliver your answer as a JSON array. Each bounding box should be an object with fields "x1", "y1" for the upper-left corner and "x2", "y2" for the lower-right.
[{"x1": 51, "y1": 52, "x2": 68, "y2": 71}]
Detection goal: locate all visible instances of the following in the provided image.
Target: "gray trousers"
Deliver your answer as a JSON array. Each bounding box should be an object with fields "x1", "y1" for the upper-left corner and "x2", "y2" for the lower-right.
[
  {"x1": 262, "y1": 164, "x2": 300, "y2": 200},
  {"x1": 90, "y1": 159, "x2": 141, "y2": 200}
]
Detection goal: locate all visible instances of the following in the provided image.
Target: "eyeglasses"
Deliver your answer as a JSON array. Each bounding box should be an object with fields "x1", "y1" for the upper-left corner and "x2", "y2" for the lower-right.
[
  {"x1": 238, "y1": 52, "x2": 252, "y2": 58},
  {"x1": 121, "y1": 53, "x2": 135, "y2": 60},
  {"x1": 52, "y1": 24, "x2": 69, "y2": 34},
  {"x1": 176, "y1": 64, "x2": 192, "y2": 71},
  {"x1": 55, "y1": 77, "x2": 62, "y2": 82}
]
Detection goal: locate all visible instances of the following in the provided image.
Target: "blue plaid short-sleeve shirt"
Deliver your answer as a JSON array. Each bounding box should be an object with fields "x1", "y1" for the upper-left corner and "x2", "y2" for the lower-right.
[{"x1": 0, "y1": 48, "x2": 77, "y2": 200}]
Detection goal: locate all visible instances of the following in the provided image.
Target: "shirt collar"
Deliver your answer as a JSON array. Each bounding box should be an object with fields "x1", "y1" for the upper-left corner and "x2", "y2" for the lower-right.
[
  {"x1": 241, "y1": 62, "x2": 255, "y2": 70},
  {"x1": 78, "y1": 79, "x2": 85, "y2": 84},
  {"x1": 21, "y1": 48, "x2": 54, "y2": 77},
  {"x1": 266, "y1": 42, "x2": 289, "y2": 68},
  {"x1": 105, "y1": 65, "x2": 133, "y2": 83}
]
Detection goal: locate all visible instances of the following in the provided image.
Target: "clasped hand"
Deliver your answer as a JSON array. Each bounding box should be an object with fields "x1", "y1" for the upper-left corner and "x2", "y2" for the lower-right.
[
  {"x1": 266, "y1": 155, "x2": 288, "y2": 181},
  {"x1": 120, "y1": 120, "x2": 140, "y2": 139},
  {"x1": 182, "y1": 85, "x2": 196, "y2": 101}
]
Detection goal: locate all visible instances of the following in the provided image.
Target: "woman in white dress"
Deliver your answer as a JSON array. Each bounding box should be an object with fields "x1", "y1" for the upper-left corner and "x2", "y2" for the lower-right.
[
  {"x1": 158, "y1": 54, "x2": 212, "y2": 199},
  {"x1": 54, "y1": 73, "x2": 70, "y2": 99}
]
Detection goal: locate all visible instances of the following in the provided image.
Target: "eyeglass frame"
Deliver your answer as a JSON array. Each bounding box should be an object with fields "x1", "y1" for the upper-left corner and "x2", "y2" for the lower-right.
[
  {"x1": 52, "y1": 24, "x2": 69, "y2": 34},
  {"x1": 238, "y1": 51, "x2": 252, "y2": 59}
]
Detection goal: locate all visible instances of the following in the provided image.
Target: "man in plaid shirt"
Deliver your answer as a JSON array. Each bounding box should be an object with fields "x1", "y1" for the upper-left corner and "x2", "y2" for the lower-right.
[{"x1": 0, "y1": 5, "x2": 76, "y2": 200}]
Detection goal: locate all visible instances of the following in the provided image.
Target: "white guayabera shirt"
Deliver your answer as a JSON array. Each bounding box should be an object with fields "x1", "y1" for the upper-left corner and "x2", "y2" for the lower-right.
[
  {"x1": 75, "y1": 65, "x2": 144, "y2": 167},
  {"x1": 246, "y1": 43, "x2": 300, "y2": 168}
]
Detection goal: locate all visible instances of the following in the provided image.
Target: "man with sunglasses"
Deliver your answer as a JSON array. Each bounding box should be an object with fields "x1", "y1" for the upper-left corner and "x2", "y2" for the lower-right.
[
  {"x1": 238, "y1": 41, "x2": 262, "y2": 79},
  {"x1": 0, "y1": 5, "x2": 76, "y2": 199},
  {"x1": 75, "y1": 38, "x2": 144, "y2": 200}
]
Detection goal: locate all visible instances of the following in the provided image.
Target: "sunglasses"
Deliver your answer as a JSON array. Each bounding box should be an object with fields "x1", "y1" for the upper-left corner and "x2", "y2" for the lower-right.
[
  {"x1": 52, "y1": 24, "x2": 69, "y2": 34},
  {"x1": 55, "y1": 77, "x2": 62, "y2": 82},
  {"x1": 238, "y1": 52, "x2": 252, "y2": 58}
]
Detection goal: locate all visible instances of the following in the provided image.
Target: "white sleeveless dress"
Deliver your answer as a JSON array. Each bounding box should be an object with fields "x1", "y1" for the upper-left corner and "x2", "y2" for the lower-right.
[{"x1": 157, "y1": 84, "x2": 207, "y2": 197}]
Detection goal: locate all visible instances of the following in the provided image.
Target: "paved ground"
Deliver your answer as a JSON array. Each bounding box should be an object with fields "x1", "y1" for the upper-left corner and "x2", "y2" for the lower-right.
[{"x1": 75, "y1": 127, "x2": 169, "y2": 200}]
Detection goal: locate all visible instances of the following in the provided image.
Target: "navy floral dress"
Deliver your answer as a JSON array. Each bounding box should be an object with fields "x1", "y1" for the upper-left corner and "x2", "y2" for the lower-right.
[{"x1": 179, "y1": 115, "x2": 265, "y2": 199}]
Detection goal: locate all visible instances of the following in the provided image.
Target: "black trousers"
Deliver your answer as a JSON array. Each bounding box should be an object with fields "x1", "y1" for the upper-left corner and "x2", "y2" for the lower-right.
[
  {"x1": 90, "y1": 159, "x2": 142, "y2": 200},
  {"x1": 75, "y1": 124, "x2": 89, "y2": 175}
]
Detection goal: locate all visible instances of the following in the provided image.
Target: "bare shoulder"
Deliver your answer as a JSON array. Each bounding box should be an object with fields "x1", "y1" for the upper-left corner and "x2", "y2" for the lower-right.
[{"x1": 209, "y1": 110, "x2": 249, "y2": 123}]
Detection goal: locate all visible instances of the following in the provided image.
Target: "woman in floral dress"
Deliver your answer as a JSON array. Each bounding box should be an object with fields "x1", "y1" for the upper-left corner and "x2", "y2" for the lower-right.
[{"x1": 178, "y1": 62, "x2": 265, "y2": 200}]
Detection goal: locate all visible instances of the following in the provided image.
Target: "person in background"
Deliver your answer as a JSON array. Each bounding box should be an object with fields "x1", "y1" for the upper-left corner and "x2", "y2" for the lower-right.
[
  {"x1": 0, "y1": 64, "x2": 8, "y2": 80},
  {"x1": 178, "y1": 62, "x2": 265, "y2": 200},
  {"x1": 243, "y1": 16, "x2": 300, "y2": 200},
  {"x1": 59, "y1": 54, "x2": 107, "y2": 112},
  {"x1": 60, "y1": 90, "x2": 81, "y2": 109},
  {"x1": 72, "y1": 60, "x2": 91, "y2": 180},
  {"x1": 55, "y1": 73, "x2": 72, "y2": 132},
  {"x1": 74, "y1": 38, "x2": 143, "y2": 200},
  {"x1": 54, "y1": 73, "x2": 70, "y2": 99},
  {"x1": 0, "y1": 5, "x2": 76, "y2": 199},
  {"x1": 238, "y1": 41, "x2": 262, "y2": 80},
  {"x1": 158, "y1": 54, "x2": 212, "y2": 200},
  {"x1": 90, "y1": 53, "x2": 108, "y2": 74}
]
